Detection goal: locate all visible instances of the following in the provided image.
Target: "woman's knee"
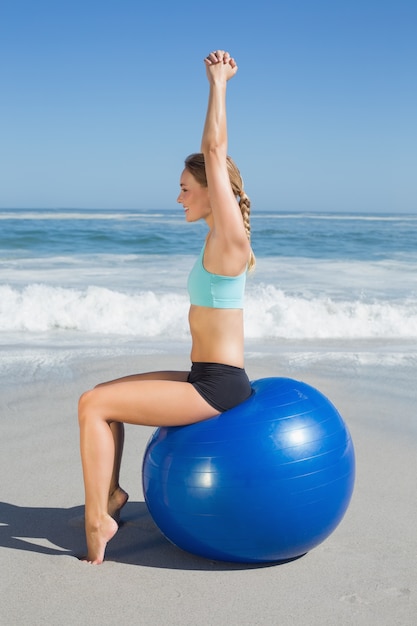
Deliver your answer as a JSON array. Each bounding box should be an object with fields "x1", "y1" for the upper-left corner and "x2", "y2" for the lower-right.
[{"x1": 78, "y1": 388, "x2": 98, "y2": 424}]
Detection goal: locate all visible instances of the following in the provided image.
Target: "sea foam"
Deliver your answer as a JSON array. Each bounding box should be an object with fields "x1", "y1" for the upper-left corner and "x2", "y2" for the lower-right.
[{"x1": 1, "y1": 283, "x2": 416, "y2": 340}]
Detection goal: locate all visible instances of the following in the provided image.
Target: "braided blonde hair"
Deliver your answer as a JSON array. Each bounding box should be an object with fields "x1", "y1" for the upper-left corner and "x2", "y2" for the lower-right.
[{"x1": 184, "y1": 153, "x2": 256, "y2": 270}]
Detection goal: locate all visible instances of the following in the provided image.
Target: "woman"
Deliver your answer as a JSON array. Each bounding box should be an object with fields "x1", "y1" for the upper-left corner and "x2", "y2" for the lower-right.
[{"x1": 78, "y1": 49, "x2": 255, "y2": 564}]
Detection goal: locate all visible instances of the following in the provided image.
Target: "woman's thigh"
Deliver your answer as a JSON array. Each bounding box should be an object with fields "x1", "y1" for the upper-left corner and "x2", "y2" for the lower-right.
[
  {"x1": 81, "y1": 374, "x2": 220, "y2": 427},
  {"x1": 95, "y1": 370, "x2": 190, "y2": 387}
]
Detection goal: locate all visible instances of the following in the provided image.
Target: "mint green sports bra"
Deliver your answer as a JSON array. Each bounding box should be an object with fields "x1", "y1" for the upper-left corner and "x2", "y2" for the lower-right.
[{"x1": 187, "y1": 243, "x2": 246, "y2": 309}]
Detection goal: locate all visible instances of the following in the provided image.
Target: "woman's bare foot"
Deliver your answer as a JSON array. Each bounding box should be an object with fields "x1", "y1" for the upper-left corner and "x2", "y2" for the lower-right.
[
  {"x1": 108, "y1": 486, "x2": 129, "y2": 523},
  {"x1": 82, "y1": 513, "x2": 118, "y2": 565}
]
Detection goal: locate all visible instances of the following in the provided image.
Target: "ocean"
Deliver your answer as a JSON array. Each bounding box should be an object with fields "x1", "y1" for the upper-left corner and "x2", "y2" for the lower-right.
[{"x1": 1, "y1": 208, "x2": 417, "y2": 385}]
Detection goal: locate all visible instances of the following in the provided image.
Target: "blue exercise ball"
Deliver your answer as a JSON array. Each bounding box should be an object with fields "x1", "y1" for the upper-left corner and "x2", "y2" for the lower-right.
[{"x1": 142, "y1": 377, "x2": 355, "y2": 563}]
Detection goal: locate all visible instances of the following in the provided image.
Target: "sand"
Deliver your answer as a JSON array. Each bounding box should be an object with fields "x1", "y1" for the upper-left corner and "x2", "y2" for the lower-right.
[{"x1": 1, "y1": 348, "x2": 416, "y2": 625}]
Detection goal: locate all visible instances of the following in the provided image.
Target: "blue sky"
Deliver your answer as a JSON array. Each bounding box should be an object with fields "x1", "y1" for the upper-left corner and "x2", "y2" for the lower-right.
[{"x1": 0, "y1": 0, "x2": 416, "y2": 213}]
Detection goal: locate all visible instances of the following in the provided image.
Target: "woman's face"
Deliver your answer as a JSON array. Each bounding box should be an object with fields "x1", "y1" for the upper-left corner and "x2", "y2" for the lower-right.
[{"x1": 177, "y1": 169, "x2": 211, "y2": 222}]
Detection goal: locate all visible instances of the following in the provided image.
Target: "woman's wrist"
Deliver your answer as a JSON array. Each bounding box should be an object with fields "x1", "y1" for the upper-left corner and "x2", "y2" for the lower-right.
[{"x1": 208, "y1": 77, "x2": 228, "y2": 90}]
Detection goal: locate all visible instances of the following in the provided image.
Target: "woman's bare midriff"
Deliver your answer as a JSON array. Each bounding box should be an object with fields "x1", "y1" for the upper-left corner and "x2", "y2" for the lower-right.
[{"x1": 189, "y1": 305, "x2": 245, "y2": 367}]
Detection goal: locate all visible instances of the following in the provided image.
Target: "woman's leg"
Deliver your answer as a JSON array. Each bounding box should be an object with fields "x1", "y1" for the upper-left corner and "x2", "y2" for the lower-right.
[
  {"x1": 108, "y1": 422, "x2": 128, "y2": 521},
  {"x1": 78, "y1": 371, "x2": 219, "y2": 564},
  {"x1": 95, "y1": 370, "x2": 191, "y2": 521},
  {"x1": 95, "y1": 371, "x2": 188, "y2": 522}
]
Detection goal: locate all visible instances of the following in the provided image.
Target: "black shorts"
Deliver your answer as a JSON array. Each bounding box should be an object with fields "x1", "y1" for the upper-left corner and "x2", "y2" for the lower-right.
[{"x1": 187, "y1": 361, "x2": 252, "y2": 413}]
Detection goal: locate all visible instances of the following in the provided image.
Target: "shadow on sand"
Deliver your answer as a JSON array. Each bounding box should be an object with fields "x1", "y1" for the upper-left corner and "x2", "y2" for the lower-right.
[{"x1": 0, "y1": 501, "x2": 300, "y2": 571}]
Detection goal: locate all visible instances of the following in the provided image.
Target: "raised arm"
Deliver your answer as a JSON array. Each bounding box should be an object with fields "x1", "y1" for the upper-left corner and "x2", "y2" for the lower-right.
[{"x1": 202, "y1": 51, "x2": 249, "y2": 258}]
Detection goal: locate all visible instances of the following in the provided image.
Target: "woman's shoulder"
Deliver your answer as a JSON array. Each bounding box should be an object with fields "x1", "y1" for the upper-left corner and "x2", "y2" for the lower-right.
[{"x1": 204, "y1": 230, "x2": 250, "y2": 275}]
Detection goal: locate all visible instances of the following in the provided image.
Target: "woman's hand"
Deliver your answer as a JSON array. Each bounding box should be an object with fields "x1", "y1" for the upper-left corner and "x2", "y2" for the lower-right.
[{"x1": 204, "y1": 50, "x2": 238, "y2": 83}]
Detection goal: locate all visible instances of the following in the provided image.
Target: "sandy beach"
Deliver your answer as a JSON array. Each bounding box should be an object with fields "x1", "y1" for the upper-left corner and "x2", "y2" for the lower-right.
[{"x1": 1, "y1": 347, "x2": 416, "y2": 625}]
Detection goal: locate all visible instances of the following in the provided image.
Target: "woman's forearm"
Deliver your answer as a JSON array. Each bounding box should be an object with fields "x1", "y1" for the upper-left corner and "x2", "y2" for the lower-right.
[{"x1": 201, "y1": 79, "x2": 228, "y2": 155}]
